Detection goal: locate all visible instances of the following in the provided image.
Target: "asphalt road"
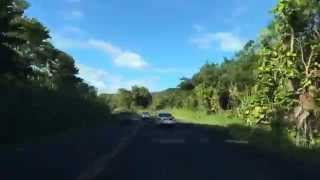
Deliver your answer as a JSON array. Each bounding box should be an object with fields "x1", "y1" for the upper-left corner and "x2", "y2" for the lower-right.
[
  {"x1": 1, "y1": 123, "x2": 135, "y2": 180},
  {"x1": 1, "y1": 120, "x2": 315, "y2": 180},
  {"x1": 95, "y1": 122, "x2": 311, "y2": 180}
]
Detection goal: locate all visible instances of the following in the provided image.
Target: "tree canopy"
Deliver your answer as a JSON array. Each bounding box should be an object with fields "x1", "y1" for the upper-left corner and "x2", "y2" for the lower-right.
[{"x1": 0, "y1": 0, "x2": 110, "y2": 144}]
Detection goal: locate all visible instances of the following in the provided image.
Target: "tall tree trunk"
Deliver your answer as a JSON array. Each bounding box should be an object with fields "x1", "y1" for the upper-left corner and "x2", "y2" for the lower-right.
[{"x1": 290, "y1": 27, "x2": 295, "y2": 53}]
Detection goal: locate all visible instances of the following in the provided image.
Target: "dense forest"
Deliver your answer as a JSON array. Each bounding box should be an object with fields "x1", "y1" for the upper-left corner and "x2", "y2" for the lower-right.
[
  {"x1": 152, "y1": 40, "x2": 257, "y2": 112},
  {"x1": 0, "y1": 0, "x2": 111, "y2": 144},
  {"x1": 100, "y1": 86, "x2": 152, "y2": 111}
]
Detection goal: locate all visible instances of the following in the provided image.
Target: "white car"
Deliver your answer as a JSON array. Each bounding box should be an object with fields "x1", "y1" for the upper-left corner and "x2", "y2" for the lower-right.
[
  {"x1": 141, "y1": 112, "x2": 151, "y2": 120},
  {"x1": 157, "y1": 112, "x2": 176, "y2": 125}
]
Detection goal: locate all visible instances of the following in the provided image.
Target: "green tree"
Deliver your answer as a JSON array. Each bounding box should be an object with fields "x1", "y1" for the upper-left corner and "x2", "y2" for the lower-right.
[
  {"x1": 99, "y1": 93, "x2": 117, "y2": 110},
  {"x1": 50, "y1": 51, "x2": 81, "y2": 93},
  {"x1": 117, "y1": 88, "x2": 133, "y2": 109},
  {"x1": 241, "y1": 0, "x2": 320, "y2": 144},
  {"x1": 194, "y1": 83, "x2": 218, "y2": 112},
  {"x1": 0, "y1": 0, "x2": 29, "y2": 80},
  {"x1": 131, "y1": 86, "x2": 152, "y2": 108},
  {"x1": 178, "y1": 77, "x2": 194, "y2": 90},
  {"x1": 0, "y1": 0, "x2": 111, "y2": 144}
]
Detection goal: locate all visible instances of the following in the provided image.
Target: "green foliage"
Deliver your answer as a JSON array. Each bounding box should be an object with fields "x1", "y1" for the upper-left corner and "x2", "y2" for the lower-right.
[
  {"x1": 0, "y1": 0, "x2": 30, "y2": 79},
  {"x1": 113, "y1": 86, "x2": 152, "y2": 110},
  {"x1": 0, "y1": 0, "x2": 111, "y2": 144},
  {"x1": 116, "y1": 88, "x2": 133, "y2": 110},
  {"x1": 152, "y1": 40, "x2": 258, "y2": 113},
  {"x1": 131, "y1": 86, "x2": 152, "y2": 108},
  {"x1": 167, "y1": 108, "x2": 241, "y2": 127},
  {"x1": 147, "y1": 0, "x2": 320, "y2": 148},
  {"x1": 152, "y1": 88, "x2": 195, "y2": 110},
  {"x1": 99, "y1": 93, "x2": 118, "y2": 110},
  {"x1": 239, "y1": 0, "x2": 320, "y2": 146},
  {"x1": 194, "y1": 83, "x2": 219, "y2": 112},
  {"x1": 0, "y1": 84, "x2": 110, "y2": 143},
  {"x1": 178, "y1": 77, "x2": 195, "y2": 90}
]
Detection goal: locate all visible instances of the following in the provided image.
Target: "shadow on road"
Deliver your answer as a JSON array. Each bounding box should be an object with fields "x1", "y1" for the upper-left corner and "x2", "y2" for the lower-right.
[
  {"x1": 95, "y1": 118, "x2": 320, "y2": 180},
  {"x1": 1, "y1": 113, "x2": 319, "y2": 180}
]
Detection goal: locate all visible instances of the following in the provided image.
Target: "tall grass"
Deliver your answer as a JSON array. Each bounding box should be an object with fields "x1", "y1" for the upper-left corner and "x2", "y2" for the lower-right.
[{"x1": 166, "y1": 108, "x2": 243, "y2": 127}]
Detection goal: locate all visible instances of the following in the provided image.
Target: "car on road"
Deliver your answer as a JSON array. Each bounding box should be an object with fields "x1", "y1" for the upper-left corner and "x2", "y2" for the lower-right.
[
  {"x1": 141, "y1": 112, "x2": 151, "y2": 120},
  {"x1": 156, "y1": 112, "x2": 176, "y2": 126}
]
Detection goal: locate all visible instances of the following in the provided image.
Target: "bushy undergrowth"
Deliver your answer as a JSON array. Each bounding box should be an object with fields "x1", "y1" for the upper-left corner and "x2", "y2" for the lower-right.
[{"x1": 0, "y1": 85, "x2": 111, "y2": 144}]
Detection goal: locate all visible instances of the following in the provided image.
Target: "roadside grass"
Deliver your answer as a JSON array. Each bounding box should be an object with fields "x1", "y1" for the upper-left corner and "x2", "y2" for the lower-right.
[
  {"x1": 136, "y1": 108, "x2": 241, "y2": 126},
  {"x1": 136, "y1": 108, "x2": 320, "y2": 163},
  {"x1": 166, "y1": 108, "x2": 243, "y2": 127},
  {"x1": 137, "y1": 108, "x2": 320, "y2": 166}
]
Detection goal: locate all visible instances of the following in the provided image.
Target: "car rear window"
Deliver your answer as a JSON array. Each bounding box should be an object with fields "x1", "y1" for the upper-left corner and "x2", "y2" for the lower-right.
[{"x1": 159, "y1": 113, "x2": 172, "y2": 117}]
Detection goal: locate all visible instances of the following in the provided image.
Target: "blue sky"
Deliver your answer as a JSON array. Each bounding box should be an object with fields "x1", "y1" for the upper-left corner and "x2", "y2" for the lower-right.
[{"x1": 26, "y1": 0, "x2": 277, "y2": 93}]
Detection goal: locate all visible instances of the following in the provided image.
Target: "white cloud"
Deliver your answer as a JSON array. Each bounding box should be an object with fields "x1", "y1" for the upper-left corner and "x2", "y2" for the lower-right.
[
  {"x1": 190, "y1": 32, "x2": 245, "y2": 52},
  {"x1": 51, "y1": 34, "x2": 148, "y2": 69},
  {"x1": 77, "y1": 64, "x2": 120, "y2": 93},
  {"x1": 88, "y1": 39, "x2": 148, "y2": 69},
  {"x1": 77, "y1": 64, "x2": 159, "y2": 93},
  {"x1": 87, "y1": 40, "x2": 122, "y2": 57},
  {"x1": 212, "y1": 32, "x2": 245, "y2": 52},
  {"x1": 114, "y1": 52, "x2": 148, "y2": 69}
]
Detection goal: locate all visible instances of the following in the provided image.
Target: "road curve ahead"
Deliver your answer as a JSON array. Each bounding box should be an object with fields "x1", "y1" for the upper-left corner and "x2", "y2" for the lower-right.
[{"x1": 94, "y1": 122, "x2": 309, "y2": 180}]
